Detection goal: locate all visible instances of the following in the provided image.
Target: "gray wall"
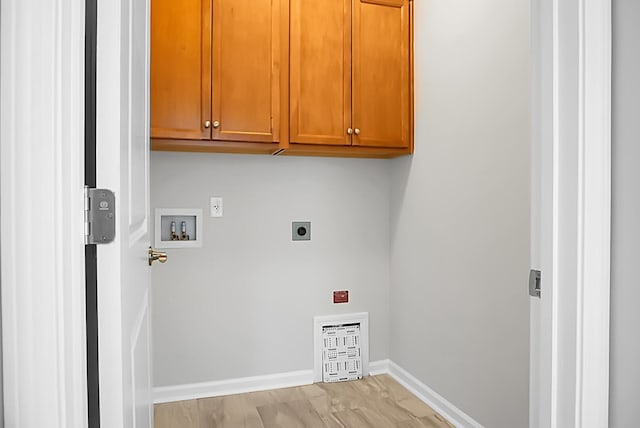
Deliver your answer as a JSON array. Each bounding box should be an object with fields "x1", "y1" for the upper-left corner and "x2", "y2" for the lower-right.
[
  {"x1": 151, "y1": 152, "x2": 391, "y2": 386},
  {"x1": 610, "y1": 0, "x2": 640, "y2": 426},
  {"x1": 151, "y1": 2, "x2": 531, "y2": 425},
  {"x1": 388, "y1": 1, "x2": 530, "y2": 427}
]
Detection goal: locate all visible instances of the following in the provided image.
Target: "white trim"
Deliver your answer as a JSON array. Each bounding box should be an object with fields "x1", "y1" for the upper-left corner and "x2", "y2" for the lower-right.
[
  {"x1": 153, "y1": 359, "x2": 390, "y2": 404},
  {"x1": 530, "y1": 0, "x2": 556, "y2": 425},
  {"x1": 313, "y1": 312, "x2": 369, "y2": 382},
  {"x1": 153, "y1": 369, "x2": 314, "y2": 404},
  {"x1": 574, "y1": 0, "x2": 611, "y2": 425},
  {"x1": 153, "y1": 359, "x2": 389, "y2": 404},
  {"x1": 532, "y1": 0, "x2": 611, "y2": 427},
  {"x1": 387, "y1": 361, "x2": 483, "y2": 428},
  {"x1": 529, "y1": 0, "x2": 547, "y2": 425},
  {"x1": 1, "y1": 1, "x2": 88, "y2": 427},
  {"x1": 368, "y1": 359, "x2": 390, "y2": 376}
]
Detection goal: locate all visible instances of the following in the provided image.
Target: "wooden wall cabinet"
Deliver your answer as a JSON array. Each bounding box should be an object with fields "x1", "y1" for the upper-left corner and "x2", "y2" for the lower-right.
[
  {"x1": 151, "y1": 0, "x2": 413, "y2": 159},
  {"x1": 287, "y1": 0, "x2": 413, "y2": 158},
  {"x1": 151, "y1": 0, "x2": 287, "y2": 154}
]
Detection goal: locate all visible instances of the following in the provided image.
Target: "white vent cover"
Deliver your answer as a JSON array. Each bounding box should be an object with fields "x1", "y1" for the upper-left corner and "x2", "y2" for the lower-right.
[
  {"x1": 313, "y1": 312, "x2": 369, "y2": 383},
  {"x1": 322, "y1": 323, "x2": 362, "y2": 382}
]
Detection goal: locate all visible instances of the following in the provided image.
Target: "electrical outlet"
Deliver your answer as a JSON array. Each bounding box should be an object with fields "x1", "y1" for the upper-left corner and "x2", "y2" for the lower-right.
[
  {"x1": 210, "y1": 197, "x2": 223, "y2": 217},
  {"x1": 292, "y1": 221, "x2": 310, "y2": 241}
]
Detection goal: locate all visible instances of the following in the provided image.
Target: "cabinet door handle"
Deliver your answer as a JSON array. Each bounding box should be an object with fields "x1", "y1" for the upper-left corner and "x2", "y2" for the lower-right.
[
  {"x1": 354, "y1": 128, "x2": 361, "y2": 135},
  {"x1": 204, "y1": 120, "x2": 212, "y2": 129},
  {"x1": 213, "y1": 120, "x2": 220, "y2": 129},
  {"x1": 347, "y1": 128, "x2": 353, "y2": 135}
]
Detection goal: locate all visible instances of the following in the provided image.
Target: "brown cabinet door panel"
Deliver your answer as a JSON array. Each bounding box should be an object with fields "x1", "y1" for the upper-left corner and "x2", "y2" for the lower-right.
[
  {"x1": 353, "y1": 0, "x2": 410, "y2": 148},
  {"x1": 212, "y1": 0, "x2": 281, "y2": 142},
  {"x1": 290, "y1": 0, "x2": 351, "y2": 146},
  {"x1": 151, "y1": 0, "x2": 212, "y2": 140}
]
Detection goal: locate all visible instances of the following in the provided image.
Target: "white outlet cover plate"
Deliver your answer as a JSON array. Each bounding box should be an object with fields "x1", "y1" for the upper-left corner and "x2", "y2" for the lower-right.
[{"x1": 210, "y1": 197, "x2": 223, "y2": 217}]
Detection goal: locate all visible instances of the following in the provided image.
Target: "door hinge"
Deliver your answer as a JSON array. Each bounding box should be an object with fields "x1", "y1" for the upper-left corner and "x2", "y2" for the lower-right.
[
  {"x1": 529, "y1": 269, "x2": 541, "y2": 298},
  {"x1": 84, "y1": 186, "x2": 116, "y2": 245}
]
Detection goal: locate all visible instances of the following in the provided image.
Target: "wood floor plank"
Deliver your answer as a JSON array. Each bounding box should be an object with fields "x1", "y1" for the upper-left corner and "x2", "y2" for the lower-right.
[
  {"x1": 372, "y1": 374, "x2": 414, "y2": 401},
  {"x1": 316, "y1": 380, "x2": 368, "y2": 412},
  {"x1": 318, "y1": 413, "x2": 347, "y2": 428},
  {"x1": 307, "y1": 393, "x2": 332, "y2": 416},
  {"x1": 397, "y1": 396, "x2": 440, "y2": 418},
  {"x1": 397, "y1": 417, "x2": 430, "y2": 428},
  {"x1": 331, "y1": 408, "x2": 377, "y2": 428},
  {"x1": 198, "y1": 394, "x2": 264, "y2": 428},
  {"x1": 418, "y1": 414, "x2": 455, "y2": 428},
  {"x1": 154, "y1": 375, "x2": 453, "y2": 428},
  {"x1": 299, "y1": 383, "x2": 327, "y2": 399},
  {"x1": 154, "y1": 399, "x2": 200, "y2": 428},
  {"x1": 257, "y1": 399, "x2": 327, "y2": 428},
  {"x1": 331, "y1": 377, "x2": 415, "y2": 425}
]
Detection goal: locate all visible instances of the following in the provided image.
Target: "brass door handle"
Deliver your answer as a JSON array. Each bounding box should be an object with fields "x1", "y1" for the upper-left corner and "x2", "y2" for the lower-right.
[
  {"x1": 148, "y1": 247, "x2": 168, "y2": 266},
  {"x1": 204, "y1": 120, "x2": 212, "y2": 129},
  {"x1": 354, "y1": 128, "x2": 361, "y2": 135},
  {"x1": 212, "y1": 120, "x2": 220, "y2": 129},
  {"x1": 347, "y1": 128, "x2": 353, "y2": 135}
]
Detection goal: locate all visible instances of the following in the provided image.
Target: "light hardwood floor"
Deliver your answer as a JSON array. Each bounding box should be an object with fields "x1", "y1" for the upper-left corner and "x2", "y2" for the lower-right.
[{"x1": 154, "y1": 374, "x2": 453, "y2": 428}]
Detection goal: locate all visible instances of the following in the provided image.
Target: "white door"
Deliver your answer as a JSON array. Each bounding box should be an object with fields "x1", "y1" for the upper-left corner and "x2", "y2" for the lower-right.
[{"x1": 95, "y1": 0, "x2": 154, "y2": 427}]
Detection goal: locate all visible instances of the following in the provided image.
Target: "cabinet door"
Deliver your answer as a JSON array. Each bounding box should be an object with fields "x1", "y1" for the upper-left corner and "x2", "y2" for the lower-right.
[
  {"x1": 211, "y1": 0, "x2": 282, "y2": 142},
  {"x1": 353, "y1": 0, "x2": 411, "y2": 148},
  {"x1": 290, "y1": 0, "x2": 351, "y2": 146},
  {"x1": 151, "y1": 0, "x2": 212, "y2": 140}
]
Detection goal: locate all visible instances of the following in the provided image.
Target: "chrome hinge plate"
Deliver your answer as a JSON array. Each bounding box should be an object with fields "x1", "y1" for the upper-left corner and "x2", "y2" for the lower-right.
[{"x1": 84, "y1": 186, "x2": 116, "y2": 245}]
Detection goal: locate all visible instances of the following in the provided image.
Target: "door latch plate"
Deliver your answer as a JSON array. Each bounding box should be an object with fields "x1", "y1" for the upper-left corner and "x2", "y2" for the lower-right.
[{"x1": 529, "y1": 269, "x2": 541, "y2": 298}]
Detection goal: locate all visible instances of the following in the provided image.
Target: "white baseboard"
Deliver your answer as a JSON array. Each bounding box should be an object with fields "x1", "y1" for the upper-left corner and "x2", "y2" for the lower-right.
[
  {"x1": 368, "y1": 358, "x2": 390, "y2": 375},
  {"x1": 153, "y1": 359, "x2": 482, "y2": 428},
  {"x1": 387, "y1": 361, "x2": 483, "y2": 428},
  {"x1": 153, "y1": 369, "x2": 314, "y2": 404}
]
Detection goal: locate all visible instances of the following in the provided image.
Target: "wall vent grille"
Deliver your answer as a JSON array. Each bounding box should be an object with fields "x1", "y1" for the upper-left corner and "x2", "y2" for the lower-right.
[
  {"x1": 322, "y1": 323, "x2": 362, "y2": 382},
  {"x1": 313, "y1": 312, "x2": 369, "y2": 383}
]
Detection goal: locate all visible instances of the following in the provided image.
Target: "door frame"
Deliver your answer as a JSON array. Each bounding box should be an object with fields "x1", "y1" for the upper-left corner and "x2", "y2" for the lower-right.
[
  {"x1": 1, "y1": 0, "x2": 611, "y2": 427},
  {"x1": 531, "y1": 0, "x2": 611, "y2": 426},
  {"x1": 0, "y1": 1, "x2": 88, "y2": 427}
]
